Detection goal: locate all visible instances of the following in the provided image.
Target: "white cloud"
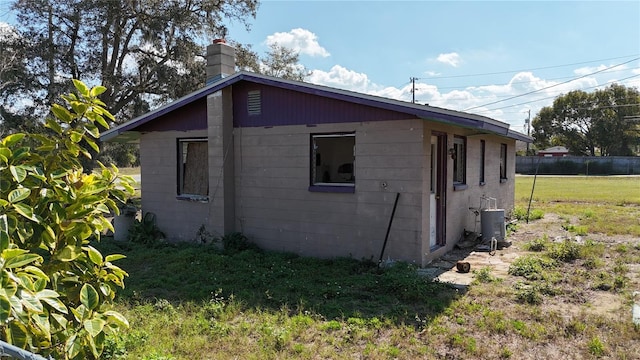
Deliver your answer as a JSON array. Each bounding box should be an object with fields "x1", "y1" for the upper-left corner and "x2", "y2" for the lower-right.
[
  {"x1": 574, "y1": 64, "x2": 608, "y2": 75},
  {"x1": 436, "y1": 52, "x2": 462, "y2": 67},
  {"x1": 265, "y1": 28, "x2": 330, "y2": 58},
  {"x1": 305, "y1": 61, "x2": 638, "y2": 131},
  {"x1": 308, "y1": 65, "x2": 375, "y2": 93}
]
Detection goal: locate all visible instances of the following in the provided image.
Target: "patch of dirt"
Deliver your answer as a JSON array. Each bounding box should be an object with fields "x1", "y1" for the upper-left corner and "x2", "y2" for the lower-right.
[{"x1": 427, "y1": 213, "x2": 639, "y2": 317}]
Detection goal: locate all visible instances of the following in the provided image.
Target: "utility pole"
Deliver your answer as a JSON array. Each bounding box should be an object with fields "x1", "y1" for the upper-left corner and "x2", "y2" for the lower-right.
[{"x1": 410, "y1": 77, "x2": 417, "y2": 103}]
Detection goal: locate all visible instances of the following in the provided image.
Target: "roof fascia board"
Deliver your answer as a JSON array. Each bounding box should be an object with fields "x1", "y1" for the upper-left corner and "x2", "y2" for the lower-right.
[
  {"x1": 240, "y1": 73, "x2": 509, "y2": 130},
  {"x1": 101, "y1": 73, "x2": 244, "y2": 141},
  {"x1": 101, "y1": 71, "x2": 529, "y2": 142}
]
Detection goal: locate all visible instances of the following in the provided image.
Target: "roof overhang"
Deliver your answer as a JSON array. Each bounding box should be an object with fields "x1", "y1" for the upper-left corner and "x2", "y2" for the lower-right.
[{"x1": 100, "y1": 71, "x2": 533, "y2": 143}]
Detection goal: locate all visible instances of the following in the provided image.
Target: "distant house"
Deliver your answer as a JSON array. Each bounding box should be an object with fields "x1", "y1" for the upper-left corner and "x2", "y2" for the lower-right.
[
  {"x1": 538, "y1": 146, "x2": 569, "y2": 157},
  {"x1": 101, "y1": 40, "x2": 532, "y2": 266}
]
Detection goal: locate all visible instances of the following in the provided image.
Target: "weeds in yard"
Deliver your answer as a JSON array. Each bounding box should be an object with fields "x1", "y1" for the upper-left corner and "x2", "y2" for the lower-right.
[
  {"x1": 522, "y1": 236, "x2": 549, "y2": 252},
  {"x1": 562, "y1": 223, "x2": 589, "y2": 236},
  {"x1": 129, "y1": 212, "x2": 166, "y2": 245},
  {"x1": 582, "y1": 257, "x2": 604, "y2": 270},
  {"x1": 472, "y1": 266, "x2": 502, "y2": 284},
  {"x1": 92, "y1": 177, "x2": 640, "y2": 359},
  {"x1": 588, "y1": 337, "x2": 606, "y2": 357},
  {"x1": 547, "y1": 239, "x2": 581, "y2": 262},
  {"x1": 499, "y1": 347, "x2": 513, "y2": 358},
  {"x1": 512, "y1": 206, "x2": 544, "y2": 221},
  {"x1": 508, "y1": 255, "x2": 557, "y2": 280},
  {"x1": 514, "y1": 282, "x2": 543, "y2": 304}
]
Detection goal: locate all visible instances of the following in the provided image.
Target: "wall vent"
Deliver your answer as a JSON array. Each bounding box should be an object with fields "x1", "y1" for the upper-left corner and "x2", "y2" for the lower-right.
[{"x1": 247, "y1": 90, "x2": 261, "y2": 116}]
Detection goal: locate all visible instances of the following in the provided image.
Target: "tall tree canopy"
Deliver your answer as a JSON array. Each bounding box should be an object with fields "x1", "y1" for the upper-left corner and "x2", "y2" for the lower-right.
[
  {"x1": 532, "y1": 84, "x2": 640, "y2": 156},
  {"x1": 235, "y1": 42, "x2": 310, "y2": 82},
  {"x1": 0, "y1": 23, "x2": 40, "y2": 135},
  {"x1": 9, "y1": 0, "x2": 258, "y2": 120},
  {"x1": 2, "y1": 0, "x2": 312, "y2": 167}
]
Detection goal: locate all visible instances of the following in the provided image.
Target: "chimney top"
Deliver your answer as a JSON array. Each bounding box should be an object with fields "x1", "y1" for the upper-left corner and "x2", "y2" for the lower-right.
[{"x1": 206, "y1": 40, "x2": 235, "y2": 85}]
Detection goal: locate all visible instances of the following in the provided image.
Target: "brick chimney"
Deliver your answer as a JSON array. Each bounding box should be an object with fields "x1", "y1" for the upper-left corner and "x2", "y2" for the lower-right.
[{"x1": 206, "y1": 39, "x2": 235, "y2": 85}]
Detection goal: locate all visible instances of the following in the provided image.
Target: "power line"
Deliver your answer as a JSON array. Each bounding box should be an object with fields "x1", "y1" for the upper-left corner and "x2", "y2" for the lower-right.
[
  {"x1": 462, "y1": 57, "x2": 640, "y2": 111},
  {"x1": 419, "y1": 54, "x2": 640, "y2": 80},
  {"x1": 472, "y1": 74, "x2": 640, "y2": 113},
  {"x1": 414, "y1": 74, "x2": 640, "y2": 106},
  {"x1": 419, "y1": 67, "x2": 637, "y2": 91}
]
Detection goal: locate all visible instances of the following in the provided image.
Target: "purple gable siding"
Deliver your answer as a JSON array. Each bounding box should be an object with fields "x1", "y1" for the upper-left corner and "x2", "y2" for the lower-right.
[
  {"x1": 232, "y1": 82, "x2": 417, "y2": 127},
  {"x1": 136, "y1": 97, "x2": 207, "y2": 132}
]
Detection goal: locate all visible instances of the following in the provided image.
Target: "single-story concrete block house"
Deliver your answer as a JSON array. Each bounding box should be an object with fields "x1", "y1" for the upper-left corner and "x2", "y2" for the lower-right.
[{"x1": 102, "y1": 40, "x2": 532, "y2": 266}]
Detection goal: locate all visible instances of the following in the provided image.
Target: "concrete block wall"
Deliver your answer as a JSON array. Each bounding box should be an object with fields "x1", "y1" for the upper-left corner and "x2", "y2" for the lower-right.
[
  {"x1": 139, "y1": 129, "x2": 211, "y2": 241},
  {"x1": 433, "y1": 124, "x2": 516, "y2": 254},
  {"x1": 207, "y1": 90, "x2": 235, "y2": 236},
  {"x1": 137, "y1": 120, "x2": 517, "y2": 267},
  {"x1": 233, "y1": 119, "x2": 426, "y2": 263}
]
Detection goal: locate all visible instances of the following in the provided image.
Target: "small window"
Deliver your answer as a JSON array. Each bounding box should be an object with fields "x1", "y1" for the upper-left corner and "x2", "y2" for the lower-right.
[
  {"x1": 177, "y1": 138, "x2": 208, "y2": 199},
  {"x1": 310, "y1": 133, "x2": 355, "y2": 192},
  {"x1": 453, "y1": 136, "x2": 466, "y2": 186},
  {"x1": 479, "y1": 140, "x2": 486, "y2": 185},
  {"x1": 500, "y1": 143, "x2": 508, "y2": 182}
]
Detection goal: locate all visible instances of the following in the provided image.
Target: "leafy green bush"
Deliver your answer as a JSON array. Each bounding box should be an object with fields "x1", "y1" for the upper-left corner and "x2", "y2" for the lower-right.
[
  {"x1": 0, "y1": 80, "x2": 133, "y2": 359},
  {"x1": 129, "y1": 212, "x2": 165, "y2": 246},
  {"x1": 221, "y1": 232, "x2": 261, "y2": 254}
]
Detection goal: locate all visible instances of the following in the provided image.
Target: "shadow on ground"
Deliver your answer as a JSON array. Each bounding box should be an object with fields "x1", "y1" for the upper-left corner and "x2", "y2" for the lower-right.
[{"x1": 96, "y1": 237, "x2": 462, "y2": 325}]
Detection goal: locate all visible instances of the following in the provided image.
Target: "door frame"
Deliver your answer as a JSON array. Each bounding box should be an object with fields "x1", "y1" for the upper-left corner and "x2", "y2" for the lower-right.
[{"x1": 431, "y1": 132, "x2": 447, "y2": 247}]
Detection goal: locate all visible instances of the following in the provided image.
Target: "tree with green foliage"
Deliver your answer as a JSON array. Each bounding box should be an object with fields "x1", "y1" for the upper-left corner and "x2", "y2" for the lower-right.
[
  {"x1": 2, "y1": 0, "x2": 258, "y2": 168},
  {"x1": 0, "y1": 23, "x2": 41, "y2": 136},
  {"x1": 10, "y1": 0, "x2": 258, "y2": 119},
  {"x1": 235, "y1": 42, "x2": 310, "y2": 81},
  {"x1": 2, "y1": 0, "x2": 309, "y2": 167},
  {"x1": 0, "y1": 80, "x2": 134, "y2": 359},
  {"x1": 532, "y1": 83, "x2": 640, "y2": 156}
]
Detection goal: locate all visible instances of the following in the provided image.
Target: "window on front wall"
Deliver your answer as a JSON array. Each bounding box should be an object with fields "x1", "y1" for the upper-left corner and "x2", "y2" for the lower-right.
[
  {"x1": 500, "y1": 143, "x2": 508, "y2": 182},
  {"x1": 453, "y1": 136, "x2": 466, "y2": 186},
  {"x1": 310, "y1": 133, "x2": 355, "y2": 191},
  {"x1": 177, "y1": 138, "x2": 208, "y2": 199}
]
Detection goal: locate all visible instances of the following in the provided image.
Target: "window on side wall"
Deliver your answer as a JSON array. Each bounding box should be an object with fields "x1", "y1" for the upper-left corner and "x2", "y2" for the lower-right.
[
  {"x1": 479, "y1": 140, "x2": 486, "y2": 185},
  {"x1": 453, "y1": 136, "x2": 466, "y2": 190},
  {"x1": 177, "y1": 138, "x2": 208, "y2": 200},
  {"x1": 310, "y1": 133, "x2": 355, "y2": 193},
  {"x1": 500, "y1": 143, "x2": 508, "y2": 182}
]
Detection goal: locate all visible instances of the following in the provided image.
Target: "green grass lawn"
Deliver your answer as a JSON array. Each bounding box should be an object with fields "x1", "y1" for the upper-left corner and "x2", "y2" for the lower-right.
[
  {"x1": 515, "y1": 175, "x2": 640, "y2": 205},
  {"x1": 515, "y1": 175, "x2": 640, "y2": 236},
  {"x1": 94, "y1": 176, "x2": 640, "y2": 359}
]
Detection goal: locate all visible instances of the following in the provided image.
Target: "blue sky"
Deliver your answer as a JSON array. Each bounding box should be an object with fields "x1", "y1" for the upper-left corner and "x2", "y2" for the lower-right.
[
  {"x1": 1, "y1": 1, "x2": 639, "y2": 133},
  {"x1": 227, "y1": 1, "x2": 640, "y2": 132}
]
